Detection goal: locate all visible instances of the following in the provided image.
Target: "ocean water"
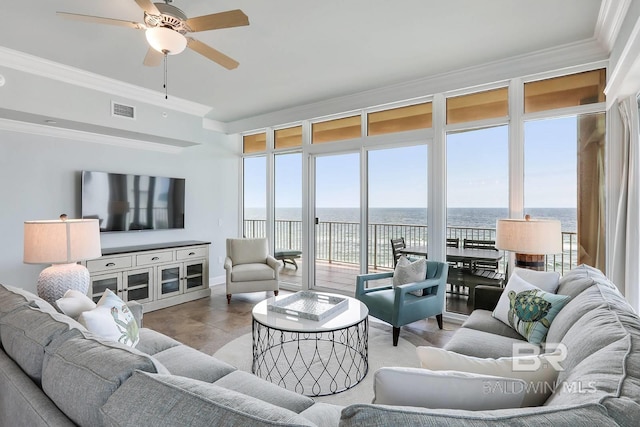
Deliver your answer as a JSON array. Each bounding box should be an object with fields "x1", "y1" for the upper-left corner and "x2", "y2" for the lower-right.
[{"x1": 247, "y1": 207, "x2": 577, "y2": 232}]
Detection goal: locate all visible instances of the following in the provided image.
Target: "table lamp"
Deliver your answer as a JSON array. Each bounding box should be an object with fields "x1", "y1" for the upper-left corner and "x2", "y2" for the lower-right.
[
  {"x1": 24, "y1": 215, "x2": 102, "y2": 305},
  {"x1": 495, "y1": 215, "x2": 562, "y2": 271}
]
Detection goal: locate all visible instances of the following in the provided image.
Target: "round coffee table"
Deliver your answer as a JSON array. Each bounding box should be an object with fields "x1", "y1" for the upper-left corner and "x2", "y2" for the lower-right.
[{"x1": 251, "y1": 292, "x2": 369, "y2": 396}]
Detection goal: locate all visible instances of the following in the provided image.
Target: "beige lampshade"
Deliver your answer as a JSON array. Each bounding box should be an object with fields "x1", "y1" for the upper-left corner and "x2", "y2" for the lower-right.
[
  {"x1": 495, "y1": 218, "x2": 562, "y2": 255},
  {"x1": 24, "y1": 219, "x2": 102, "y2": 264}
]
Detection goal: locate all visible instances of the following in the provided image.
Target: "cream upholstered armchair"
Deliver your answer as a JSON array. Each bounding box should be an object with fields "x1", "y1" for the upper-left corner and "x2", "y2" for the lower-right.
[{"x1": 224, "y1": 238, "x2": 280, "y2": 304}]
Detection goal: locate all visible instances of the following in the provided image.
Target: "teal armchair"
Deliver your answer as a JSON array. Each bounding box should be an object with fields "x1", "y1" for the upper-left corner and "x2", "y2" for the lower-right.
[{"x1": 355, "y1": 261, "x2": 448, "y2": 346}]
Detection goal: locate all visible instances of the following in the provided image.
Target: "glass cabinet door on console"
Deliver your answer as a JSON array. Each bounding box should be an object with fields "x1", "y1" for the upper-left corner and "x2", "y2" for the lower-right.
[
  {"x1": 90, "y1": 272, "x2": 121, "y2": 303},
  {"x1": 123, "y1": 268, "x2": 153, "y2": 303},
  {"x1": 157, "y1": 264, "x2": 183, "y2": 299},
  {"x1": 184, "y1": 260, "x2": 206, "y2": 293}
]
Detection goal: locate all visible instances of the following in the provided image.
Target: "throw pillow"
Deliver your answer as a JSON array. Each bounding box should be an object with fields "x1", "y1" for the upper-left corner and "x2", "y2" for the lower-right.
[
  {"x1": 393, "y1": 255, "x2": 427, "y2": 297},
  {"x1": 78, "y1": 289, "x2": 140, "y2": 347},
  {"x1": 56, "y1": 289, "x2": 97, "y2": 319},
  {"x1": 493, "y1": 273, "x2": 570, "y2": 345},
  {"x1": 416, "y1": 346, "x2": 561, "y2": 407},
  {"x1": 373, "y1": 367, "x2": 527, "y2": 409},
  {"x1": 512, "y1": 267, "x2": 560, "y2": 293}
]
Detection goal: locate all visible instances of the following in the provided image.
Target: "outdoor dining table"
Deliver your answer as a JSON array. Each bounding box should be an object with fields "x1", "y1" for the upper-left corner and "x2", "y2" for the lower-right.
[
  {"x1": 399, "y1": 245, "x2": 505, "y2": 303},
  {"x1": 398, "y1": 245, "x2": 503, "y2": 266}
]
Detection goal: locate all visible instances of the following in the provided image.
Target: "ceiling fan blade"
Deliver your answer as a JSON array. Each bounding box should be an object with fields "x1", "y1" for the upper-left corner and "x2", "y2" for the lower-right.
[
  {"x1": 134, "y1": 0, "x2": 160, "y2": 15},
  {"x1": 57, "y1": 12, "x2": 145, "y2": 29},
  {"x1": 186, "y1": 10, "x2": 249, "y2": 32},
  {"x1": 143, "y1": 48, "x2": 164, "y2": 67},
  {"x1": 187, "y1": 38, "x2": 239, "y2": 70}
]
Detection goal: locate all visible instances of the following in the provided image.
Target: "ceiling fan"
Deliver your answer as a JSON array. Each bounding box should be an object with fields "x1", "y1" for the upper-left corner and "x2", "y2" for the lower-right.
[{"x1": 57, "y1": 0, "x2": 249, "y2": 70}]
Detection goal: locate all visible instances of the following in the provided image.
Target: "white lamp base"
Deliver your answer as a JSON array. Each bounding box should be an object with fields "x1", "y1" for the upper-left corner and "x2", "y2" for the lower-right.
[{"x1": 37, "y1": 263, "x2": 90, "y2": 305}]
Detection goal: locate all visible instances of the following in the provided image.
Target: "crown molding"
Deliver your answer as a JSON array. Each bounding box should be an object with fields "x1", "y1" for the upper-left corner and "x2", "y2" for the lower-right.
[
  {"x1": 202, "y1": 117, "x2": 228, "y2": 133},
  {"x1": 0, "y1": 46, "x2": 212, "y2": 117},
  {"x1": 0, "y1": 117, "x2": 185, "y2": 153},
  {"x1": 595, "y1": 0, "x2": 632, "y2": 52},
  {"x1": 226, "y1": 39, "x2": 608, "y2": 134}
]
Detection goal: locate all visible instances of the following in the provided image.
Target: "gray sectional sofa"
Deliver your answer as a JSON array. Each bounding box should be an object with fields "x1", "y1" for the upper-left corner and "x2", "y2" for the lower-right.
[
  {"x1": 342, "y1": 264, "x2": 640, "y2": 426},
  {"x1": 1, "y1": 264, "x2": 639, "y2": 426}
]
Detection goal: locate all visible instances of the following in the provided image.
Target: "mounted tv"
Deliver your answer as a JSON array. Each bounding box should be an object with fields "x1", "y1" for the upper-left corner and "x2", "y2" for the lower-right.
[{"x1": 81, "y1": 171, "x2": 185, "y2": 232}]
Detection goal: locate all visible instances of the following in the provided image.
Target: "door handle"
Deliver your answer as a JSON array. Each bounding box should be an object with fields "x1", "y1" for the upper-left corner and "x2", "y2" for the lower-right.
[{"x1": 315, "y1": 217, "x2": 319, "y2": 225}]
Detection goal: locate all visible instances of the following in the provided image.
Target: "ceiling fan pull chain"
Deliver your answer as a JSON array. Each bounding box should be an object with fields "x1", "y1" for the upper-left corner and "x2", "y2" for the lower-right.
[{"x1": 164, "y1": 53, "x2": 168, "y2": 99}]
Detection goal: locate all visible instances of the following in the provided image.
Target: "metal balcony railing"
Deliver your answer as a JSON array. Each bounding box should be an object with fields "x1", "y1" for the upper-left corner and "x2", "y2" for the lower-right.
[{"x1": 244, "y1": 219, "x2": 578, "y2": 274}]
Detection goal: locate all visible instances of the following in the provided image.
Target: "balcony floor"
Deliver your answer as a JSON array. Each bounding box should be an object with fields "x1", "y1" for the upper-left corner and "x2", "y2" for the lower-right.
[{"x1": 279, "y1": 257, "x2": 473, "y2": 315}]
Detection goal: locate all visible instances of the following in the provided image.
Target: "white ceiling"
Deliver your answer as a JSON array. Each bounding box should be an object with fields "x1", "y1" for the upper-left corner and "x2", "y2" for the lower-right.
[{"x1": 0, "y1": 0, "x2": 609, "y2": 123}]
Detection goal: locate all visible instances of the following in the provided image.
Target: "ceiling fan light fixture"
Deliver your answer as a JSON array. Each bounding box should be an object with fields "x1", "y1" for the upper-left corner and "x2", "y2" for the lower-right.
[{"x1": 145, "y1": 26, "x2": 187, "y2": 55}]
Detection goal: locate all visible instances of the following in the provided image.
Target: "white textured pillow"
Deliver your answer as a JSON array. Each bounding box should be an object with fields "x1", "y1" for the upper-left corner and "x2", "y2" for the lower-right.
[
  {"x1": 373, "y1": 367, "x2": 526, "y2": 409},
  {"x1": 393, "y1": 256, "x2": 427, "y2": 296},
  {"x1": 56, "y1": 289, "x2": 96, "y2": 319},
  {"x1": 512, "y1": 267, "x2": 560, "y2": 293},
  {"x1": 78, "y1": 289, "x2": 139, "y2": 347},
  {"x1": 416, "y1": 346, "x2": 560, "y2": 406}
]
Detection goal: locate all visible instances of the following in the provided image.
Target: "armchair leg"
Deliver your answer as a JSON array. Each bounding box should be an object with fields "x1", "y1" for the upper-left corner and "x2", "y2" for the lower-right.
[
  {"x1": 274, "y1": 290, "x2": 279, "y2": 296},
  {"x1": 226, "y1": 294, "x2": 231, "y2": 304},
  {"x1": 436, "y1": 314, "x2": 443, "y2": 329},
  {"x1": 392, "y1": 327, "x2": 400, "y2": 346}
]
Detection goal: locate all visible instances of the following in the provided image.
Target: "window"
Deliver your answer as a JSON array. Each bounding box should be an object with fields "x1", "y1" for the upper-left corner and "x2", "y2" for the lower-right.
[
  {"x1": 243, "y1": 157, "x2": 267, "y2": 238},
  {"x1": 243, "y1": 133, "x2": 267, "y2": 153},
  {"x1": 446, "y1": 88, "x2": 508, "y2": 124},
  {"x1": 312, "y1": 116, "x2": 361, "y2": 143},
  {"x1": 367, "y1": 103, "x2": 432, "y2": 135},
  {"x1": 524, "y1": 69, "x2": 605, "y2": 113},
  {"x1": 275, "y1": 126, "x2": 302, "y2": 149}
]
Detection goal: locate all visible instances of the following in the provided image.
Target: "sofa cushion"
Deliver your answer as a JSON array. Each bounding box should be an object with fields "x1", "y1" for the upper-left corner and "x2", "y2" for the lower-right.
[
  {"x1": 339, "y1": 402, "x2": 616, "y2": 426},
  {"x1": 416, "y1": 346, "x2": 560, "y2": 407},
  {"x1": 152, "y1": 344, "x2": 236, "y2": 382},
  {"x1": 545, "y1": 335, "x2": 630, "y2": 406},
  {"x1": 0, "y1": 284, "x2": 56, "y2": 318},
  {"x1": 557, "y1": 306, "x2": 628, "y2": 381},
  {"x1": 215, "y1": 370, "x2": 315, "y2": 413},
  {"x1": 0, "y1": 305, "x2": 85, "y2": 384},
  {"x1": 493, "y1": 273, "x2": 570, "y2": 345},
  {"x1": 299, "y1": 403, "x2": 342, "y2": 427},
  {"x1": 100, "y1": 371, "x2": 316, "y2": 427},
  {"x1": 78, "y1": 289, "x2": 140, "y2": 347},
  {"x1": 461, "y1": 309, "x2": 524, "y2": 341},
  {"x1": 231, "y1": 263, "x2": 277, "y2": 282},
  {"x1": 0, "y1": 348, "x2": 75, "y2": 427},
  {"x1": 372, "y1": 367, "x2": 527, "y2": 410},
  {"x1": 556, "y1": 264, "x2": 614, "y2": 299},
  {"x1": 135, "y1": 328, "x2": 182, "y2": 355},
  {"x1": 444, "y1": 326, "x2": 525, "y2": 359},
  {"x1": 41, "y1": 328, "x2": 168, "y2": 427}
]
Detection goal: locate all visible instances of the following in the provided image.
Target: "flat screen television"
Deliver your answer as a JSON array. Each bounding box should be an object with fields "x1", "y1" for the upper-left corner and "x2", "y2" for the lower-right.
[{"x1": 81, "y1": 171, "x2": 185, "y2": 232}]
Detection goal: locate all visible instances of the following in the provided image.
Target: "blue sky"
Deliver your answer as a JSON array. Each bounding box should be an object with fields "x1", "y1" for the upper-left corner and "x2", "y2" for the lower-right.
[{"x1": 244, "y1": 116, "x2": 577, "y2": 209}]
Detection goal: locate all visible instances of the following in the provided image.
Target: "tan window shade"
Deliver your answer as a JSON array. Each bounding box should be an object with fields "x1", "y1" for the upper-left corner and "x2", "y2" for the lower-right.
[
  {"x1": 243, "y1": 133, "x2": 266, "y2": 153},
  {"x1": 275, "y1": 126, "x2": 302, "y2": 149},
  {"x1": 524, "y1": 69, "x2": 606, "y2": 114},
  {"x1": 446, "y1": 88, "x2": 508, "y2": 125},
  {"x1": 367, "y1": 103, "x2": 433, "y2": 136},
  {"x1": 312, "y1": 115, "x2": 361, "y2": 144}
]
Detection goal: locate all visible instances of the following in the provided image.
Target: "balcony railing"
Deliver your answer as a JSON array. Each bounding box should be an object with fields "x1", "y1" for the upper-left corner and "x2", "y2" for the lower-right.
[{"x1": 245, "y1": 219, "x2": 578, "y2": 274}]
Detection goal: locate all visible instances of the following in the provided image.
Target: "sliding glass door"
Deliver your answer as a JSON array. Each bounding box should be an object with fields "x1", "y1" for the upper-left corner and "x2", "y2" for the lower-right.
[{"x1": 313, "y1": 152, "x2": 360, "y2": 291}]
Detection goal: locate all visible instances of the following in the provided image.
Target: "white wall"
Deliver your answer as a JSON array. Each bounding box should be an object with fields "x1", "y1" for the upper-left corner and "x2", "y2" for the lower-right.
[{"x1": 0, "y1": 127, "x2": 239, "y2": 294}]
